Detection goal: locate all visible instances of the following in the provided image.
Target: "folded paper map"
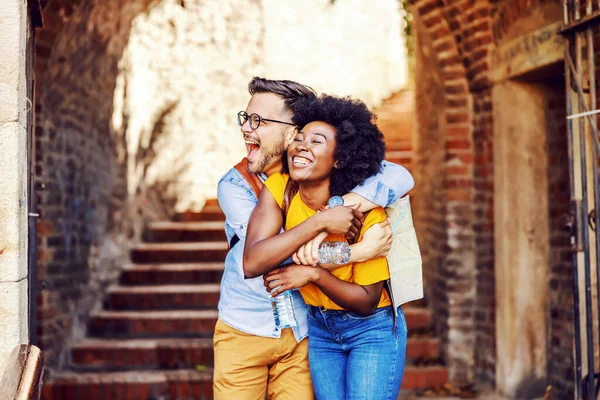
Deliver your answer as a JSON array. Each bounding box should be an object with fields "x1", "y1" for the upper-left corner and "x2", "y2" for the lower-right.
[{"x1": 385, "y1": 195, "x2": 423, "y2": 314}]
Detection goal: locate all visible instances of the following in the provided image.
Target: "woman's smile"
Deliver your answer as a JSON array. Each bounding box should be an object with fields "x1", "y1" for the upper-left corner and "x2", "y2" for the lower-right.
[{"x1": 292, "y1": 155, "x2": 313, "y2": 167}]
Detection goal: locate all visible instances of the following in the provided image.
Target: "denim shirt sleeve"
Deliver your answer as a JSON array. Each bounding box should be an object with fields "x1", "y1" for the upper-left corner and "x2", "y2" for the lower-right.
[
  {"x1": 217, "y1": 178, "x2": 257, "y2": 242},
  {"x1": 351, "y1": 160, "x2": 414, "y2": 207}
]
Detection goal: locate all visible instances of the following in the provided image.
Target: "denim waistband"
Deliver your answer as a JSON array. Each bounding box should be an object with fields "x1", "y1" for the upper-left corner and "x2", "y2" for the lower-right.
[{"x1": 309, "y1": 305, "x2": 393, "y2": 316}]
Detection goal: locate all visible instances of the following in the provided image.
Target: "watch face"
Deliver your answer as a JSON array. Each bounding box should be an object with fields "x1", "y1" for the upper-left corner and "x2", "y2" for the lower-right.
[{"x1": 327, "y1": 196, "x2": 344, "y2": 208}]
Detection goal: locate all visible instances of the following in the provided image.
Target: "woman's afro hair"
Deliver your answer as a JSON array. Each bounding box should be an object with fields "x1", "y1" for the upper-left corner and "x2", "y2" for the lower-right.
[{"x1": 289, "y1": 94, "x2": 386, "y2": 197}]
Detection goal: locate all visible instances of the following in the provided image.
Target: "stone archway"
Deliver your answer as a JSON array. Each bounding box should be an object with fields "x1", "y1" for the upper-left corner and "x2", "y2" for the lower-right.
[{"x1": 408, "y1": 0, "x2": 490, "y2": 386}]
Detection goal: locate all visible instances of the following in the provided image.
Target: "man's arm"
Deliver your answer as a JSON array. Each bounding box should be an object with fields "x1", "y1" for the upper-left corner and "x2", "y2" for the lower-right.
[
  {"x1": 344, "y1": 160, "x2": 414, "y2": 212},
  {"x1": 217, "y1": 178, "x2": 258, "y2": 244}
]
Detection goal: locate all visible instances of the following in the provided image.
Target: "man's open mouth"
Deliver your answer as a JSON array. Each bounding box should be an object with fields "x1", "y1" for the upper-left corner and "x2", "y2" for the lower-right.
[{"x1": 245, "y1": 137, "x2": 260, "y2": 159}]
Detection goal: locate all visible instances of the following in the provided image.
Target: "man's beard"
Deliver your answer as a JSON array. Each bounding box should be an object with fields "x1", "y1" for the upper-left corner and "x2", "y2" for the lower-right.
[{"x1": 248, "y1": 135, "x2": 286, "y2": 174}]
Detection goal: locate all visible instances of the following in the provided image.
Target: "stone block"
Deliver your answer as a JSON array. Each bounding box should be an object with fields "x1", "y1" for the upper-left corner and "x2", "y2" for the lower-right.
[
  {"x1": 0, "y1": 279, "x2": 28, "y2": 372},
  {"x1": 0, "y1": 122, "x2": 28, "y2": 283},
  {"x1": 0, "y1": 0, "x2": 27, "y2": 124}
]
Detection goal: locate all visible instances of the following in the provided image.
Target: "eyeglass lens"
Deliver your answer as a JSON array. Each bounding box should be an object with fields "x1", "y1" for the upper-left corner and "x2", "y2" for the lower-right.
[{"x1": 238, "y1": 111, "x2": 262, "y2": 130}]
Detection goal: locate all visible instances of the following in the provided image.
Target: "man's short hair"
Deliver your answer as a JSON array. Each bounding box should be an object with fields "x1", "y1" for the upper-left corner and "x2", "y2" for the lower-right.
[{"x1": 248, "y1": 77, "x2": 317, "y2": 112}]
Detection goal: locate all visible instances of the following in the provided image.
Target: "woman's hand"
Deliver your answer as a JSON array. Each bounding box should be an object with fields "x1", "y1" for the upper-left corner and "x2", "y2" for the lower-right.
[
  {"x1": 315, "y1": 203, "x2": 363, "y2": 241},
  {"x1": 264, "y1": 265, "x2": 320, "y2": 297},
  {"x1": 292, "y1": 231, "x2": 328, "y2": 266}
]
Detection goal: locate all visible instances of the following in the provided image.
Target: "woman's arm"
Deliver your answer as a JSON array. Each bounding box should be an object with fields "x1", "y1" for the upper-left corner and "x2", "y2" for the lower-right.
[
  {"x1": 291, "y1": 219, "x2": 393, "y2": 268},
  {"x1": 243, "y1": 189, "x2": 363, "y2": 279},
  {"x1": 264, "y1": 266, "x2": 384, "y2": 315}
]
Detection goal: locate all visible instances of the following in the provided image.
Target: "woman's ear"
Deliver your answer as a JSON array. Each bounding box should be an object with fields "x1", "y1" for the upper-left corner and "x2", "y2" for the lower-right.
[
  {"x1": 284, "y1": 127, "x2": 298, "y2": 148},
  {"x1": 334, "y1": 160, "x2": 340, "y2": 169}
]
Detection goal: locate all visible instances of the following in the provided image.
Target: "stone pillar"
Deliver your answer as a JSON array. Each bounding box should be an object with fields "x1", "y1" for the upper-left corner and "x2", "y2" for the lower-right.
[{"x1": 0, "y1": 0, "x2": 30, "y2": 372}]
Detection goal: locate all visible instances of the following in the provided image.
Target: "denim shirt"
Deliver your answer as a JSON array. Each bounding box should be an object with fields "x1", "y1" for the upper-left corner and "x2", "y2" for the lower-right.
[{"x1": 216, "y1": 160, "x2": 414, "y2": 342}]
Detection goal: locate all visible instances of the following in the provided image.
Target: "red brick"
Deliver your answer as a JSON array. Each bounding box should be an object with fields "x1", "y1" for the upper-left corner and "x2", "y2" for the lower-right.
[
  {"x1": 446, "y1": 112, "x2": 470, "y2": 124},
  {"x1": 446, "y1": 139, "x2": 471, "y2": 150},
  {"x1": 447, "y1": 125, "x2": 470, "y2": 138}
]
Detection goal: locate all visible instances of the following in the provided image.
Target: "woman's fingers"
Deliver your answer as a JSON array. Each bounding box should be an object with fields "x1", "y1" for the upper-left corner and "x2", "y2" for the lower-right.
[{"x1": 345, "y1": 224, "x2": 359, "y2": 242}]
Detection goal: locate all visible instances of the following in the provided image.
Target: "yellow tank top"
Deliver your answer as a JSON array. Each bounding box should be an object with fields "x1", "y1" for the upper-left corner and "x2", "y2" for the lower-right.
[{"x1": 264, "y1": 173, "x2": 391, "y2": 310}]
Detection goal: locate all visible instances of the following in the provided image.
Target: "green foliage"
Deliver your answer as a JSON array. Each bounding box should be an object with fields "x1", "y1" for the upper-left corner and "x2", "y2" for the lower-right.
[{"x1": 398, "y1": 0, "x2": 414, "y2": 57}]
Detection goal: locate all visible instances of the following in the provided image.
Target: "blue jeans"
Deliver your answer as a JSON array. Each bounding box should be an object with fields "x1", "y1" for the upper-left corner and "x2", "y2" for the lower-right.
[{"x1": 307, "y1": 305, "x2": 407, "y2": 400}]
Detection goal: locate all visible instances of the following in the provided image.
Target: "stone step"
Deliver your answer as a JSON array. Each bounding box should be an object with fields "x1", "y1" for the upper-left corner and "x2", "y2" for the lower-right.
[
  {"x1": 405, "y1": 337, "x2": 440, "y2": 365},
  {"x1": 89, "y1": 310, "x2": 218, "y2": 338},
  {"x1": 71, "y1": 338, "x2": 214, "y2": 371},
  {"x1": 386, "y1": 141, "x2": 412, "y2": 152},
  {"x1": 385, "y1": 150, "x2": 412, "y2": 161},
  {"x1": 404, "y1": 307, "x2": 433, "y2": 333},
  {"x1": 43, "y1": 367, "x2": 445, "y2": 399},
  {"x1": 120, "y1": 263, "x2": 224, "y2": 285},
  {"x1": 130, "y1": 242, "x2": 228, "y2": 263},
  {"x1": 107, "y1": 284, "x2": 220, "y2": 310},
  {"x1": 70, "y1": 336, "x2": 438, "y2": 372},
  {"x1": 145, "y1": 221, "x2": 226, "y2": 243},
  {"x1": 175, "y1": 205, "x2": 224, "y2": 222},
  {"x1": 42, "y1": 369, "x2": 212, "y2": 400},
  {"x1": 402, "y1": 366, "x2": 449, "y2": 390}
]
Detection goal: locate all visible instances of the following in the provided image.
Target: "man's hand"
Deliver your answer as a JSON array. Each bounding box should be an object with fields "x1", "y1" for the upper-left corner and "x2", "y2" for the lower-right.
[
  {"x1": 315, "y1": 203, "x2": 363, "y2": 241},
  {"x1": 264, "y1": 265, "x2": 319, "y2": 297},
  {"x1": 352, "y1": 219, "x2": 393, "y2": 263},
  {"x1": 292, "y1": 231, "x2": 327, "y2": 266}
]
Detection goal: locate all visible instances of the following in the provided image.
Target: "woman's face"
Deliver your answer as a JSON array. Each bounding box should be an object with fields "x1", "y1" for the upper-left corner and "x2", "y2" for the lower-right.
[{"x1": 287, "y1": 121, "x2": 337, "y2": 183}]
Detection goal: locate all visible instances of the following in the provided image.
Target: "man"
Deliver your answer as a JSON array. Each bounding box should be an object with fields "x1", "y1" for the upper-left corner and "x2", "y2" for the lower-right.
[{"x1": 215, "y1": 77, "x2": 414, "y2": 399}]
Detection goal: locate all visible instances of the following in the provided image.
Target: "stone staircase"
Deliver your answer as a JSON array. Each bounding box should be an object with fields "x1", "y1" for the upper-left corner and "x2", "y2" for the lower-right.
[
  {"x1": 386, "y1": 139, "x2": 413, "y2": 172},
  {"x1": 42, "y1": 199, "x2": 446, "y2": 399}
]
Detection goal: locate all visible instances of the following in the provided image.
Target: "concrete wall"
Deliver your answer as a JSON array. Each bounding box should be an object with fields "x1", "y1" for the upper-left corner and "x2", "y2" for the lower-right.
[
  {"x1": 115, "y1": 0, "x2": 409, "y2": 212},
  {"x1": 493, "y1": 80, "x2": 549, "y2": 398},
  {"x1": 0, "y1": 0, "x2": 29, "y2": 372}
]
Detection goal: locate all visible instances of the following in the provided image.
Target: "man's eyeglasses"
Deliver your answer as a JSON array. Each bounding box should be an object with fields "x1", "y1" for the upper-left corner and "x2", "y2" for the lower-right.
[{"x1": 237, "y1": 111, "x2": 295, "y2": 130}]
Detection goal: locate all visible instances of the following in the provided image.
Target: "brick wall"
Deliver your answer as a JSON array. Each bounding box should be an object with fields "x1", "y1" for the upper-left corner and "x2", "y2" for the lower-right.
[
  {"x1": 412, "y1": 7, "x2": 450, "y2": 368},
  {"x1": 409, "y1": 0, "x2": 484, "y2": 385},
  {"x1": 34, "y1": 0, "x2": 154, "y2": 374}
]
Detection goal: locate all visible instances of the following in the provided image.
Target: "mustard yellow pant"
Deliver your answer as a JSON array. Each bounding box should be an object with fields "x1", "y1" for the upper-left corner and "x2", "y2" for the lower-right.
[{"x1": 213, "y1": 319, "x2": 314, "y2": 400}]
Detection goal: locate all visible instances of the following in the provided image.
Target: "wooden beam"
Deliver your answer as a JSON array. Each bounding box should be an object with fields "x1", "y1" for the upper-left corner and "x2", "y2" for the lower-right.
[{"x1": 0, "y1": 345, "x2": 44, "y2": 400}]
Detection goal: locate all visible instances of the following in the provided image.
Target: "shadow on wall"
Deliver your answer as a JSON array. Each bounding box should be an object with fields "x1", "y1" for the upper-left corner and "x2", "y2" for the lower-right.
[{"x1": 34, "y1": 0, "x2": 189, "y2": 375}]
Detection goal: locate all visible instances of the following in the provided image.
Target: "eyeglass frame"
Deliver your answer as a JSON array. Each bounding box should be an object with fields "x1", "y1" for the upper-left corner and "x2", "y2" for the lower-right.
[{"x1": 237, "y1": 110, "x2": 296, "y2": 130}]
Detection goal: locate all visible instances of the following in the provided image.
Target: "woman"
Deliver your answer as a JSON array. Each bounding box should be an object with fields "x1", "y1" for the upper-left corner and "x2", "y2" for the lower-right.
[{"x1": 244, "y1": 94, "x2": 407, "y2": 400}]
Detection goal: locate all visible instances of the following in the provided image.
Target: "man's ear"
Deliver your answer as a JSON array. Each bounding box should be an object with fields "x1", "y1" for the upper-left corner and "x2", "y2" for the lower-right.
[{"x1": 284, "y1": 127, "x2": 298, "y2": 148}]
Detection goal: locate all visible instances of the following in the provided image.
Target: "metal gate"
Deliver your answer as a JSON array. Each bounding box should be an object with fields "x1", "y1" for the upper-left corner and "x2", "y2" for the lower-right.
[
  {"x1": 27, "y1": 0, "x2": 42, "y2": 347},
  {"x1": 562, "y1": 1, "x2": 600, "y2": 398}
]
